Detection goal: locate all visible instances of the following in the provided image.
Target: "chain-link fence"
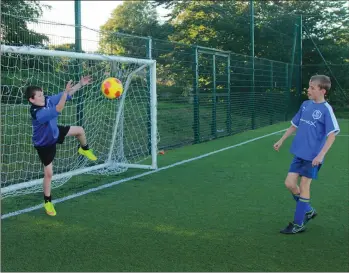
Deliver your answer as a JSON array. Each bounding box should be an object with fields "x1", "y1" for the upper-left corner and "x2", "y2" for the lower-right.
[{"x1": 1, "y1": 12, "x2": 304, "y2": 151}]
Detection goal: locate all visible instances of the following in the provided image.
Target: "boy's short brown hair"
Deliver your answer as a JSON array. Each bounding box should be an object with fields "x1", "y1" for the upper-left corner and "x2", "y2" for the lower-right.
[
  {"x1": 310, "y1": 75, "x2": 331, "y2": 92},
  {"x1": 25, "y1": 86, "x2": 42, "y2": 101}
]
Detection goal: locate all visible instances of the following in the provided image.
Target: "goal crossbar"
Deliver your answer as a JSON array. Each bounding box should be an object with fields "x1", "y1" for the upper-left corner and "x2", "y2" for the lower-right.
[{"x1": 1, "y1": 45, "x2": 155, "y2": 65}]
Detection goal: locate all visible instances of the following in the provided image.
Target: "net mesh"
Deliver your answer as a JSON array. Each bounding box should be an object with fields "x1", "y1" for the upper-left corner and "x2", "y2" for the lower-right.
[{"x1": 1, "y1": 47, "x2": 156, "y2": 198}]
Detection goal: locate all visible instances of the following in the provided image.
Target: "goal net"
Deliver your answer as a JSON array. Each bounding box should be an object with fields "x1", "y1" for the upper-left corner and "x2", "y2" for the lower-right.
[{"x1": 0, "y1": 45, "x2": 158, "y2": 198}]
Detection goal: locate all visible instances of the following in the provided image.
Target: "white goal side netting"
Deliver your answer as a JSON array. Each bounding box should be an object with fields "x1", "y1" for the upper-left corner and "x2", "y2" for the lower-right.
[{"x1": 0, "y1": 45, "x2": 158, "y2": 198}]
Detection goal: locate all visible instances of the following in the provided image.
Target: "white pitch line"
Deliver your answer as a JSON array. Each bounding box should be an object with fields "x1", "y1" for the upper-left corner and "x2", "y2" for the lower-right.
[{"x1": 1, "y1": 128, "x2": 287, "y2": 220}]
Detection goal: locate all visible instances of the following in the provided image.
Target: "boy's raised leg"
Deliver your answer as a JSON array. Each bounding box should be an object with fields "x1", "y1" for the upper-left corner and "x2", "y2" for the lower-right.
[
  {"x1": 67, "y1": 126, "x2": 97, "y2": 161},
  {"x1": 67, "y1": 126, "x2": 87, "y2": 147}
]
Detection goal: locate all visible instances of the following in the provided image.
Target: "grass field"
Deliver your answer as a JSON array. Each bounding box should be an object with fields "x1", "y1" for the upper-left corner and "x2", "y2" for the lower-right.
[{"x1": 1, "y1": 120, "x2": 348, "y2": 272}]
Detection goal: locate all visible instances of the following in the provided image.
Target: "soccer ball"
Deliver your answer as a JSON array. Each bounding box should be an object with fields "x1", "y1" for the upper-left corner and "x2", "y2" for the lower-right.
[{"x1": 101, "y1": 77, "x2": 123, "y2": 99}]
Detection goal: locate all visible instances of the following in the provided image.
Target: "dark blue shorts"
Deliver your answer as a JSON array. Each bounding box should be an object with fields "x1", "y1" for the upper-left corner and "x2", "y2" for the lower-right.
[
  {"x1": 289, "y1": 156, "x2": 322, "y2": 179},
  {"x1": 34, "y1": 126, "x2": 70, "y2": 166}
]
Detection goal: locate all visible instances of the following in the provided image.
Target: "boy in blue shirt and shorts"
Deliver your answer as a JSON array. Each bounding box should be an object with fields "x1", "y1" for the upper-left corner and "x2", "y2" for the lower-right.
[
  {"x1": 25, "y1": 76, "x2": 97, "y2": 216},
  {"x1": 273, "y1": 75, "x2": 340, "y2": 234}
]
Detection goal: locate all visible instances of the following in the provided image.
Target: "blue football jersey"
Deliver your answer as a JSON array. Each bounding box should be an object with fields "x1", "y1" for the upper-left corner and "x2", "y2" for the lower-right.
[
  {"x1": 30, "y1": 92, "x2": 71, "y2": 147},
  {"x1": 290, "y1": 100, "x2": 340, "y2": 161}
]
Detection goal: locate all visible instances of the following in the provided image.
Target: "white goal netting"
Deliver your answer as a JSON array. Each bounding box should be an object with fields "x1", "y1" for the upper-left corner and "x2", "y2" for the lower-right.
[{"x1": 0, "y1": 45, "x2": 157, "y2": 198}]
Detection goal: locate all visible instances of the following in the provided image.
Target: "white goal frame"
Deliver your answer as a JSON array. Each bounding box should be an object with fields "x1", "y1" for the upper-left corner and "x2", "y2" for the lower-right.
[{"x1": 0, "y1": 45, "x2": 158, "y2": 195}]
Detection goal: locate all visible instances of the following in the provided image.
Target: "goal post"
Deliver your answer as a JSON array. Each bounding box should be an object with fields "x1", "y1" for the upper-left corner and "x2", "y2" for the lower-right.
[{"x1": 0, "y1": 45, "x2": 158, "y2": 198}]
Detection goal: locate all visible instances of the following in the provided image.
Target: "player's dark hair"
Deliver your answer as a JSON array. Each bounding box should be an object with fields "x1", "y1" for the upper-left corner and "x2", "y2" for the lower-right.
[
  {"x1": 25, "y1": 86, "x2": 42, "y2": 101},
  {"x1": 310, "y1": 75, "x2": 331, "y2": 92}
]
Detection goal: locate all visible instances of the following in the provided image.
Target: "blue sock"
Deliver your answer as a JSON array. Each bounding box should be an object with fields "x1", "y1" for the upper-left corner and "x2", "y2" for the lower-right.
[
  {"x1": 305, "y1": 202, "x2": 313, "y2": 213},
  {"x1": 292, "y1": 193, "x2": 313, "y2": 212},
  {"x1": 292, "y1": 193, "x2": 300, "y2": 201},
  {"x1": 294, "y1": 197, "x2": 310, "y2": 225}
]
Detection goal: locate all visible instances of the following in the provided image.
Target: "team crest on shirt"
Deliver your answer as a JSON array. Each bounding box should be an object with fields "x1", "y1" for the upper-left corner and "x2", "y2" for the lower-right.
[{"x1": 312, "y1": 110, "x2": 322, "y2": 120}]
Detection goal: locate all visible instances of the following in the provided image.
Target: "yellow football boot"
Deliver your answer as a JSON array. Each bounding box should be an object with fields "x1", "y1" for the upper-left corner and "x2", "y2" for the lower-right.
[
  {"x1": 78, "y1": 147, "x2": 97, "y2": 161},
  {"x1": 44, "y1": 202, "x2": 56, "y2": 216}
]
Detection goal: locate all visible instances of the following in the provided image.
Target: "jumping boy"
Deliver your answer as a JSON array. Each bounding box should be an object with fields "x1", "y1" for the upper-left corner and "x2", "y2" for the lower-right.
[
  {"x1": 273, "y1": 75, "x2": 340, "y2": 234},
  {"x1": 25, "y1": 76, "x2": 97, "y2": 216}
]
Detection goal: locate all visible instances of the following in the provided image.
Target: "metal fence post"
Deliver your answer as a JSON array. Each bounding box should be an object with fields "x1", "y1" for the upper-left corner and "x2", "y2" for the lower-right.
[
  {"x1": 211, "y1": 54, "x2": 217, "y2": 138},
  {"x1": 75, "y1": 0, "x2": 83, "y2": 127},
  {"x1": 227, "y1": 54, "x2": 232, "y2": 135},
  {"x1": 269, "y1": 60, "x2": 274, "y2": 125},
  {"x1": 250, "y1": 0, "x2": 255, "y2": 129},
  {"x1": 193, "y1": 46, "x2": 200, "y2": 144}
]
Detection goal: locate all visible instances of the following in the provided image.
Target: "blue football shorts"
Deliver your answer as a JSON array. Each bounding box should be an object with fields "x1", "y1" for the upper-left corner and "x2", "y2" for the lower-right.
[{"x1": 289, "y1": 156, "x2": 322, "y2": 179}]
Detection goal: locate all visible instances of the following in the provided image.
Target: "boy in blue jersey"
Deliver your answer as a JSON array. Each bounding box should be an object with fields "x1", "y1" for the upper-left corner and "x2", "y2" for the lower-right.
[
  {"x1": 273, "y1": 75, "x2": 340, "y2": 234},
  {"x1": 25, "y1": 76, "x2": 97, "y2": 216}
]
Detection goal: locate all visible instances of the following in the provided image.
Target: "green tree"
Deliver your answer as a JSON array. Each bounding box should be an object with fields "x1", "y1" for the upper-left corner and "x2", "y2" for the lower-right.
[
  {"x1": 98, "y1": 0, "x2": 178, "y2": 98},
  {"x1": 154, "y1": 0, "x2": 348, "y2": 101},
  {"x1": 98, "y1": 0, "x2": 172, "y2": 57},
  {"x1": 153, "y1": 1, "x2": 348, "y2": 61},
  {"x1": 106, "y1": 1, "x2": 348, "y2": 102},
  {"x1": 1, "y1": 0, "x2": 50, "y2": 46}
]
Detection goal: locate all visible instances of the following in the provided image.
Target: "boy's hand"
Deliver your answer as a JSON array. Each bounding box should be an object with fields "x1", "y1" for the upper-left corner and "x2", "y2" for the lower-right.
[
  {"x1": 273, "y1": 140, "x2": 283, "y2": 151},
  {"x1": 312, "y1": 154, "x2": 324, "y2": 166},
  {"x1": 65, "y1": 80, "x2": 74, "y2": 93},
  {"x1": 80, "y1": 75, "x2": 92, "y2": 86}
]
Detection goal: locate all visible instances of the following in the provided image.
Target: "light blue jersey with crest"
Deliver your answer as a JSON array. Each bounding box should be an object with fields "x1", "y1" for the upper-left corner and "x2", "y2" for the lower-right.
[{"x1": 290, "y1": 100, "x2": 340, "y2": 161}]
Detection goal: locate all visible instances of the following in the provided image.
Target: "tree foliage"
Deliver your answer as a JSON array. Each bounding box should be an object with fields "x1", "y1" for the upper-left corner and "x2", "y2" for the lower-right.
[
  {"x1": 2, "y1": 0, "x2": 347, "y2": 102},
  {"x1": 96, "y1": 0, "x2": 348, "y2": 102},
  {"x1": 154, "y1": 1, "x2": 348, "y2": 62},
  {"x1": 99, "y1": 0, "x2": 173, "y2": 56},
  {"x1": 1, "y1": 0, "x2": 50, "y2": 46}
]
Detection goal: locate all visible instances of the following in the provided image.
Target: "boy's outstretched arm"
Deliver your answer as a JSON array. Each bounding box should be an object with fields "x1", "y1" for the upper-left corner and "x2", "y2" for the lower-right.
[
  {"x1": 35, "y1": 81, "x2": 73, "y2": 123},
  {"x1": 56, "y1": 80, "x2": 73, "y2": 113},
  {"x1": 273, "y1": 125, "x2": 297, "y2": 151},
  {"x1": 68, "y1": 75, "x2": 92, "y2": 96}
]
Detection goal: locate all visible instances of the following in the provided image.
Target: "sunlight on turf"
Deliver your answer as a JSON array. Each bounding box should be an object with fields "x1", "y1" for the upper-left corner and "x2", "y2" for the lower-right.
[
  {"x1": 155, "y1": 224, "x2": 197, "y2": 236},
  {"x1": 34, "y1": 219, "x2": 65, "y2": 228},
  {"x1": 132, "y1": 221, "x2": 229, "y2": 241},
  {"x1": 33, "y1": 218, "x2": 89, "y2": 232}
]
